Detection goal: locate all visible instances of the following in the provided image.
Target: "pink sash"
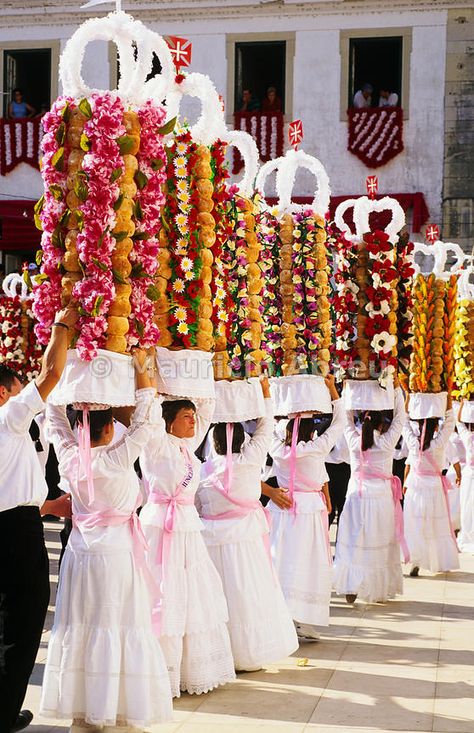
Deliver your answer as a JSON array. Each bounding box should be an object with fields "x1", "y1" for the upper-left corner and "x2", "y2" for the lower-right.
[
  {"x1": 201, "y1": 462, "x2": 275, "y2": 574},
  {"x1": 412, "y1": 452, "x2": 458, "y2": 546},
  {"x1": 73, "y1": 506, "x2": 161, "y2": 632},
  {"x1": 354, "y1": 461, "x2": 410, "y2": 563}
]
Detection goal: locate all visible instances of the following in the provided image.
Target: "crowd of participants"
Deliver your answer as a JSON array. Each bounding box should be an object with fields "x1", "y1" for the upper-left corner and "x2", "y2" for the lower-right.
[{"x1": 1, "y1": 306, "x2": 472, "y2": 733}]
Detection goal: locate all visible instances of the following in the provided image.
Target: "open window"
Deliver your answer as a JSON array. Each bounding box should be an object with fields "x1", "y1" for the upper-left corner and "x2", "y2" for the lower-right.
[
  {"x1": 340, "y1": 28, "x2": 412, "y2": 120},
  {"x1": 349, "y1": 36, "x2": 402, "y2": 108},
  {"x1": 234, "y1": 40, "x2": 286, "y2": 114},
  {"x1": 2, "y1": 48, "x2": 51, "y2": 117}
]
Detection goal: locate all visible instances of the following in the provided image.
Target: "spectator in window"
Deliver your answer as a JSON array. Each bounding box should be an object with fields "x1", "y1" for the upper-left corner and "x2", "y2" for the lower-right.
[
  {"x1": 239, "y1": 88, "x2": 260, "y2": 112},
  {"x1": 353, "y1": 83, "x2": 373, "y2": 109},
  {"x1": 379, "y1": 87, "x2": 399, "y2": 107},
  {"x1": 261, "y1": 86, "x2": 282, "y2": 113},
  {"x1": 8, "y1": 88, "x2": 36, "y2": 119}
]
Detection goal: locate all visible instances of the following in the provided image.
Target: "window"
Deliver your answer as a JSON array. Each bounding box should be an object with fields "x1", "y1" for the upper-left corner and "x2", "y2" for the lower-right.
[
  {"x1": 340, "y1": 28, "x2": 412, "y2": 120},
  {"x1": 234, "y1": 41, "x2": 286, "y2": 113},
  {"x1": 226, "y1": 32, "x2": 295, "y2": 121},
  {"x1": 349, "y1": 36, "x2": 402, "y2": 108},
  {"x1": 3, "y1": 49, "x2": 51, "y2": 117}
]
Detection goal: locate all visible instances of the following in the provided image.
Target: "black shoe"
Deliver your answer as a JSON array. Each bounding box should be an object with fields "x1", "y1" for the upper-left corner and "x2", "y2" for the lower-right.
[
  {"x1": 346, "y1": 593, "x2": 357, "y2": 604},
  {"x1": 409, "y1": 566, "x2": 420, "y2": 577},
  {"x1": 11, "y1": 711, "x2": 33, "y2": 732}
]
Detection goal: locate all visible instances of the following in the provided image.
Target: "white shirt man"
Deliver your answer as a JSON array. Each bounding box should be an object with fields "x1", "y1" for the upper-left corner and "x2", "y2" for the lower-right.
[
  {"x1": 379, "y1": 91, "x2": 399, "y2": 107},
  {"x1": 353, "y1": 84, "x2": 373, "y2": 108}
]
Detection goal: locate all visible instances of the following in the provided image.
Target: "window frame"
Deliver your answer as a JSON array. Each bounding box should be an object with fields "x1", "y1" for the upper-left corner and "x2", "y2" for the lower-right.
[
  {"x1": 0, "y1": 40, "x2": 60, "y2": 118},
  {"x1": 225, "y1": 31, "x2": 295, "y2": 124},
  {"x1": 339, "y1": 27, "x2": 412, "y2": 121}
]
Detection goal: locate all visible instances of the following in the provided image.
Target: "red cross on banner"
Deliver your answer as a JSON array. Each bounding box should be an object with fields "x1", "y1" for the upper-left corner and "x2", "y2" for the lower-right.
[
  {"x1": 166, "y1": 36, "x2": 192, "y2": 70},
  {"x1": 426, "y1": 224, "x2": 440, "y2": 243},
  {"x1": 288, "y1": 120, "x2": 303, "y2": 150},
  {"x1": 366, "y1": 175, "x2": 378, "y2": 199}
]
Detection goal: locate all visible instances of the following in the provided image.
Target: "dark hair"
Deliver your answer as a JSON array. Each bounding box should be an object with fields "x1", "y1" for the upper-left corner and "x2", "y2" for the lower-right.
[
  {"x1": 361, "y1": 411, "x2": 385, "y2": 451},
  {"x1": 0, "y1": 364, "x2": 21, "y2": 390},
  {"x1": 76, "y1": 408, "x2": 113, "y2": 442},
  {"x1": 161, "y1": 399, "x2": 196, "y2": 432},
  {"x1": 313, "y1": 413, "x2": 333, "y2": 436},
  {"x1": 213, "y1": 422, "x2": 245, "y2": 455},
  {"x1": 285, "y1": 417, "x2": 315, "y2": 446},
  {"x1": 12, "y1": 88, "x2": 22, "y2": 97},
  {"x1": 414, "y1": 417, "x2": 440, "y2": 451}
]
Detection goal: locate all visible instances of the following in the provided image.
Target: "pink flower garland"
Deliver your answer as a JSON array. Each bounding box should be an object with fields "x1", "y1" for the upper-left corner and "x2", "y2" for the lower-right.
[
  {"x1": 73, "y1": 93, "x2": 125, "y2": 360},
  {"x1": 127, "y1": 100, "x2": 167, "y2": 348},
  {"x1": 33, "y1": 97, "x2": 73, "y2": 344}
]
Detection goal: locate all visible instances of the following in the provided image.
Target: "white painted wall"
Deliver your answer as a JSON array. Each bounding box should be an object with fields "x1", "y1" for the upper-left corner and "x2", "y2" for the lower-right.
[{"x1": 0, "y1": 7, "x2": 447, "y2": 229}]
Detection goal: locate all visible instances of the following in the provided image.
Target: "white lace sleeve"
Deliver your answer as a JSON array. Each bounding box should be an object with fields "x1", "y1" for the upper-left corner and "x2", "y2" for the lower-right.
[
  {"x1": 241, "y1": 398, "x2": 274, "y2": 467},
  {"x1": 44, "y1": 403, "x2": 77, "y2": 464},
  {"x1": 103, "y1": 389, "x2": 163, "y2": 471}
]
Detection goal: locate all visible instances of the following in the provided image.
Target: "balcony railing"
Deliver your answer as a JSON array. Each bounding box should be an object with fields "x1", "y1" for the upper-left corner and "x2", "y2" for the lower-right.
[
  {"x1": 0, "y1": 117, "x2": 43, "y2": 176},
  {"x1": 232, "y1": 111, "x2": 285, "y2": 174}
]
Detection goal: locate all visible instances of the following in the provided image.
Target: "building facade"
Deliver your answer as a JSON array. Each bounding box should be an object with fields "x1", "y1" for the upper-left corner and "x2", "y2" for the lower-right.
[{"x1": 0, "y1": 0, "x2": 472, "y2": 270}]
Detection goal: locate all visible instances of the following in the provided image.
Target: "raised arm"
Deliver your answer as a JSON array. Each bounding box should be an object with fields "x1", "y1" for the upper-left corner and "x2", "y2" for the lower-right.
[
  {"x1": 35, "y1": 305, "x2": 78, "y2": 402},
  {"x1": 189, "y1": 397, "x2": 216, "y2": 450},
  {"x1": 242, "y1": 378, "x2": 274, "y2": 465},
  {"x1": 377, "y1": 387, "x2": 405, "y2": 451},
  {"x1": 432, "y1": 408, "x2": 455, "y2": 450}
]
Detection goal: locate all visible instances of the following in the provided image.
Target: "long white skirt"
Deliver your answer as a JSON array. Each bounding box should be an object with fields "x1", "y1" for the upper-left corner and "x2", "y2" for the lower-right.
[
  {"x1": 39, "y1": 531, "x2": 173, "y2": 727},
  {"x1": 202, "y1": 513, "x2": 299, "y2": 670},
  {"x1": 140, "y1": 506, "x2": 235, "y2": 697},
  {"x1": 333, "y1": 481, "x2": 403, "y2": 603},
  {"x1": 447, "y1": 467, "x2": 461, "y2": 531},
  {"x1": 269, "y1": 493, "x2": 332, "y2": 626},
  {"x1": 404, "y1": 477, "x2": 459, "y2": 572},
  {"x1": 458, "y1": 466, "x2": 474, "y2": 553}
]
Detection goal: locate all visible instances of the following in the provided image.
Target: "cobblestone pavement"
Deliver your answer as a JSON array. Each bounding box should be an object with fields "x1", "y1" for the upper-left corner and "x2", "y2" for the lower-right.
[{"x1": 25, "y1": 522, "x2": 474, "y2": 733}]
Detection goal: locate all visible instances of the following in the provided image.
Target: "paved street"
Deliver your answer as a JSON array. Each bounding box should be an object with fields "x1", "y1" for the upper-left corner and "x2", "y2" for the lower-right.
[{"x1": 26, "y1": 522, "x2": 474, "y2": 733}]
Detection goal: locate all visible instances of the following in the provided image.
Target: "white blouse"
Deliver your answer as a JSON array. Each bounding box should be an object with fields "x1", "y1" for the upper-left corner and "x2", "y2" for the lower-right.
[
  {"x1": 403, "y1": 409, "x2": 455, "y2": 476},
  {"x1": 457, "y1": 422, "x2": 474, "y2": 467},
  {"x1": 0, "y1": 380, "x2": 48, "y2": 512},
  {"x1": 140, "y1": 397, "x2": 215, "y2": 532}
]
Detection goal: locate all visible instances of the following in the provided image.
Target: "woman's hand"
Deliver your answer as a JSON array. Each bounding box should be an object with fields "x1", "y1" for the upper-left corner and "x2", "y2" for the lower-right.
[
  {"x1": 269, "y1": 486, "x2": 293, "y2": 510},
  {"x1": 324, "y1": 374, "x2": 339, "y2": 401},
  {"x1": 260, "y1": 375, "x2": 271, "y2": 399}
]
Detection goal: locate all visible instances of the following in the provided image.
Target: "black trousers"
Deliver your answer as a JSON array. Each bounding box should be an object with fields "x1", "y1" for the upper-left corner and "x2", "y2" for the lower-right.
[
  {"x1": 326, "y1": 462, "x2": 351, "y2": 528},
  {"x1": 0, "y1": 507, "x2": 50, "y2": 732}
]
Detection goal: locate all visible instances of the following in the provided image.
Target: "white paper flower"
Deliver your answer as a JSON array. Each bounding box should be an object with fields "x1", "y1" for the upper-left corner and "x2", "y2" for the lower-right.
[
  {"x1": 366, "y1": 299, "x2": 390, "y2": 316},
  {"x1": 371, "y1": 331, "x2": 397, "y2": 354}
]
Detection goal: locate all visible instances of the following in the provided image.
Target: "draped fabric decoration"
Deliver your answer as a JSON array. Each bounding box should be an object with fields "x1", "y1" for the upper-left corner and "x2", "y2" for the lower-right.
[
  {"x1": 0, "y1": 118, "x2": 43, "y2": 175},
  {"x1": 232, "y1": 112, "x2": 284, "y2": 174},
  {"x1": 347, "y1": 107, "x2": 404, "y2": 169}
]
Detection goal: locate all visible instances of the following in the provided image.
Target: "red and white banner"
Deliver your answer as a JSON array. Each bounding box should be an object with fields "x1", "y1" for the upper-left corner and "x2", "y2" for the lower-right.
[
  {"x1": 232, "y1": 112, "x2": 284, "y2": 174},
  {"x1": 347, "y1": 107, "x2": 404, "y2": 169},
  {"x1": 166, "y1": 36, "x2": 192, "y2": 70},
  {"x1": 0, "y1": 118, "x2": 42, "y2": 176},
  {"x1": 288, "y1": 119, "x2": 303, "y2": 149},
  {"x1": 366, "y1": 175, "x2": 378, "y2": 199}
]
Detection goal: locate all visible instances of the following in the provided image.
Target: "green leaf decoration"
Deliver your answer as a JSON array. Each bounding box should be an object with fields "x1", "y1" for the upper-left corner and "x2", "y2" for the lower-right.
[
  {"x1": 150, "y1": 157, "x2": 164, "y2": 171},
  {"x1": 146, "y1": 284, "x2": 159, "y2": 301},
  {"x1": 78, "y1": 306, "x2": 89, "y2": 317},
  {"x1": 136, "y1": 320, "x2": 145, "y2": 338},
  {"x1": 134, "y1": 170, "x2": 148, "y2": 190},
  {"x1": 78, "y1": 98, "x2": 93, "y2": 119},
  {"x1": 52, "y1": 147, "x2": 65, "y2": 171},
  {"x1": 22, "y1": 270, "x2": 33, "y2": 290},
  {"x1": 34, "y1": 194, "x2": 44, "y2": 215},
  {"x1": 61, "y1": 102, "x2": 71, "y2": 123},
  {"x1": 132, "y1": 231, "x2": 151, "y2": 241},
  {"x1": 91, "y1": 257, "x2": 108, "y2": 272},
  {"x1": 113, "y1": 231, "x2": 129, "y2": 242},
  {"x1": 110, "y1": 167, "x2": 123, "y2": 183},
  {"x1": 117, "y1": 135, "x2": 136, "y2": 155},
  {"x1": 91, "y1": 295, "x2": 104, "y2": 317},
  {"x1": 34, "y1": 214, "x2": 43, "y2": 231},
  {"x1": 55, "y1": 122, "x2": 66, "y2": 146},
  {"x1": 157, "y1": 116, "x2": 177, "y2": 136},
  {"x1": 59, "y1": 209, "x2": 70, "y2": 227},
  {"x1": 134, "y1": 200, "x2": 144, "y2": 221},
  {"x1": 74, "y1": 178, "x2": 88, "y2": 202},
  {"x1": 33, "y1": 273, "x2": 49, "y2": 286},
  {"x1": 80, "y1": 133, "x2": 91, "y2": 152},
  {"x1": 35, "y1": 249, "x2": 43, "y2": 266},
  {"x1": 49, "y1": 184, "x2": 63, "y2": 201},
  {"x1": 112, "y1": 269, "x2": 127, "y2": 284},
  {"x1": 113, "y1": 193, "x2": 124, "y2": 212},
  {"x1": 131, "y1": 263, "x2": 147, "y2": 278},
  {"x1": 51, "y1": 226, "x2": 65, "y2": 249},
  {"x1": 76, "y1": 210, "x2": 84, "y2": 232}
]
